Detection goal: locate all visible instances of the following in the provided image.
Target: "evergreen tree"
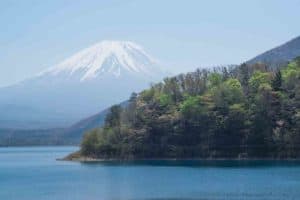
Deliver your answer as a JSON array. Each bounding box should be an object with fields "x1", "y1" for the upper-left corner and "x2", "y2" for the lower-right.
[{"x1": 272, "y1": 70, "x2": 282, "y2": 91}]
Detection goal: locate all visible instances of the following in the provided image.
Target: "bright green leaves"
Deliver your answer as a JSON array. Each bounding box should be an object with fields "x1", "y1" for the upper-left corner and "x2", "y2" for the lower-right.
[
  {"x1": 281, "y1": 60, "x2": 300, "y2": 90},
  {"x1": 159, "y1": 93, "x2": 173, "y2": 107},
  {"x1": 210, "y1": 78, "x2": 244, "y2": 110},
  {"x1": 249, "y1": 71, "x2": 271, "y2": 93},
  {"x1": 180, "y1": 95, "x2": 203, "y2": 118},
  {"x1": 208, "y1": 72, "x2": 222, "y2": 87}
]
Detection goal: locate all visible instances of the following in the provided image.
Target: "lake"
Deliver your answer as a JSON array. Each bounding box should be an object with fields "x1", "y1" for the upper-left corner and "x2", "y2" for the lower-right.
[{"x1": 1, "y1": 147, "x2": 300, "y2": 200}]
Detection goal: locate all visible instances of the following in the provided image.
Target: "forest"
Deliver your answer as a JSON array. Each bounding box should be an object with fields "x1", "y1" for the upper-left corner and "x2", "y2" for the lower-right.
[{"x1": 77, "y1": 57, "x2": 300, "y2": 159}]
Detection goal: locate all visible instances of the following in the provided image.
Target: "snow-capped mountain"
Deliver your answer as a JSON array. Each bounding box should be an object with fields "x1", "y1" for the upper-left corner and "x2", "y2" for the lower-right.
[
  {"x1": 0, "y1": 41, "x2": 168, "y2": 129},
  {"x1": 38, "y1": 40, "x2": 163, "y2": 81}
]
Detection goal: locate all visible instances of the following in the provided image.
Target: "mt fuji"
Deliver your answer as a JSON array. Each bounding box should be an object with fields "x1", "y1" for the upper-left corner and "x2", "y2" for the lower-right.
[
  {"x1": 0, "y1": 41, "x2": 168, "y2": 129},
  {"x1": 38, "y1": 40, "x2": 163, "y2": 81}
]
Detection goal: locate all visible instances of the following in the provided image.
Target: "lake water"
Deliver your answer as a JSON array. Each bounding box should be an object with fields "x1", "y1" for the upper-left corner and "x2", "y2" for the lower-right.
[{"x1": 1, "y1": 147, "x2": 300, "y2": 200}]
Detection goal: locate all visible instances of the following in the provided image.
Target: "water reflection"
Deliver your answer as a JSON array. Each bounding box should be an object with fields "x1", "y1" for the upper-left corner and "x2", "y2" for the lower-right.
[{"x1": 80, "y1": 159, "x2": 300, "y2": 168}]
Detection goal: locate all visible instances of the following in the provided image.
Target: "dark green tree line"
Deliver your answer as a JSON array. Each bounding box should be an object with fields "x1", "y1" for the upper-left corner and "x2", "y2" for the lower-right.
[{"x1": 80, "y1": 58, "x2": 300, "y2": 159}]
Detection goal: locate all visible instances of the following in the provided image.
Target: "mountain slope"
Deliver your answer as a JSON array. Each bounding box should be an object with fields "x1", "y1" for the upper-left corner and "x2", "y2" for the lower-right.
[
  {"x1": 38, "y1": 40, "x2": 162, "y2": 81},
  {"x1": 0, "y1": 128, "x2": 64, "y2": 146},
  {"x1": 61, "y1": 101, "x2": 128, "y2": 144},
  {"x1": 247, "y1": 36, "x2": 300, "y2": 66},
  {"x1": 0, "y1": 41, "x2": 167, "y2": 129},
  {"x1": 0, "y1": 101, "x2": 128, "y2": 146}
]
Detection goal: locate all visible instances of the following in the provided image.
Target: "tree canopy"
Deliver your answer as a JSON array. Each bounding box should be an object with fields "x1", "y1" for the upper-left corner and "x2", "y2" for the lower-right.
[{"x1": 79, "y1": 59, "x2": 300, "y2": 159}]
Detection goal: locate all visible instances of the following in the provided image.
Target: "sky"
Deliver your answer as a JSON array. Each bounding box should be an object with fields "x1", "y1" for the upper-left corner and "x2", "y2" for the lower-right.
[{"x1": 1, "y1": 0, "x2": 300, "y2": 86}]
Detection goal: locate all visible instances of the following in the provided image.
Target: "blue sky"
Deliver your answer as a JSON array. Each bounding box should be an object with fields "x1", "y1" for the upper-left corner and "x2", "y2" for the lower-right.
[{"x1": 1, "y1": 0, "x2": 300, "y2": 86}]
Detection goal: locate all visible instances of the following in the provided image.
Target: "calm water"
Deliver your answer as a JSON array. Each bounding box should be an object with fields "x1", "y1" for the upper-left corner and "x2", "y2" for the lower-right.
[{"x1": 1, "y1": 147, "x2": 300, "y2": 200}]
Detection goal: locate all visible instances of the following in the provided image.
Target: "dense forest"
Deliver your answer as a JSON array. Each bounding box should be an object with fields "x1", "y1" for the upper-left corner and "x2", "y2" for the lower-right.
[{"x1": 74, "y1": 57, "x2": 300, "y2": 160}]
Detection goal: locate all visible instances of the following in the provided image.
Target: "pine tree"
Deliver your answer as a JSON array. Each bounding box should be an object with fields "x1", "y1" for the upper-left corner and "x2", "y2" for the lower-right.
[
  {"x1": 271, "y1": 70, "x2": 282, "y2": 91},
  {"x1": 239, "y1": 63, "x2": 250, "y2": 96}
]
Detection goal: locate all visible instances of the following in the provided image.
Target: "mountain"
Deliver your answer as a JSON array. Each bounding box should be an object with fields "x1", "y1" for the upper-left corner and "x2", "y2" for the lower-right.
[
  {"x1": 0, "y1": 41, "x2": 168, "y2": 129},
  {"x1": 247, "y1": 36, "x2": 300, "y2": 66},
  {"x1": 0, "y1": 100, "x2": 128, "y2": 146},
  {"x1": 37, "y1": 40, "x2": 163, "y2": 82},
  {"x1": 0, "y1": 128, "x2": 64, "y2": 146},
  {"x1": 60, "y1": 101, "x2": 128, "y2": 144}
]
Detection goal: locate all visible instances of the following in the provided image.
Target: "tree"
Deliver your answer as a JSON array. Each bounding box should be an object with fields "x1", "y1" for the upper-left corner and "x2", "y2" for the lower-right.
[
  {"x1": 249, "y1": 71, "x2": 271, "y2": 93},
  {"x1": 124, "y1": 92, "x2": 138, "y2": 125},
  {"x1": 282, "y1": 61, "x2": 300, "y2": 91},
  {"x1": 105, "y1": 105, "x2": 123, "y2": 128},
  {"x1": 271, "y1": 70, "x2": 282, "y2": 91},
  {"x1": 163, "y1": 77, "x2": 182, "y2": 103},
  {"x1": 238, "y1": 63, "x2": 250, "y2": 95},
  {"x1": 210, "y1": 78, "x2": 243, "y2": 113},
  {"x1": 81, "y1": 129, "x2": 101, "y2": 156},
  {"x1": 208, "y1": 73, "x2": 222, "y2": 88},
  {"x1": 222, "y1": 67, "x2": 230, "y2": 81},
  {"x1": 180, "y1": 95, "x2": 204, "y2": 120}
]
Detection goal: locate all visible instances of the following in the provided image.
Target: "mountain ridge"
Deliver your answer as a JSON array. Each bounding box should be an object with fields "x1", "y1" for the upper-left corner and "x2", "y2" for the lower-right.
[{"x1": 247, "y1": 36, "x2": 300, "y2": 66}]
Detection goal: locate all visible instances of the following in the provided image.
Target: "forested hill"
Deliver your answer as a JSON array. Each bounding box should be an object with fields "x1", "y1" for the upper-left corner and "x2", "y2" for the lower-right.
[
  {"x1": 247, "y1": 36, "x2": 300, "y2": 67},
  {"x1": 69, "y1": 58, "x2": 300, "y2": 160}
]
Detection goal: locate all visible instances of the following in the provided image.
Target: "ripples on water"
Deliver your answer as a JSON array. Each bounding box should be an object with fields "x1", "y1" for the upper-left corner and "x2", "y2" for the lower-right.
[{"x1": 0, "y1": 147, "x2": 300, "y2": 200}]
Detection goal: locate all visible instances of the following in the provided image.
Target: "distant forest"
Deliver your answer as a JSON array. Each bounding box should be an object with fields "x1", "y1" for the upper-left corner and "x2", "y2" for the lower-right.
[{"x1": 77, "y1": 57, "x2": 300, "y2": 159}]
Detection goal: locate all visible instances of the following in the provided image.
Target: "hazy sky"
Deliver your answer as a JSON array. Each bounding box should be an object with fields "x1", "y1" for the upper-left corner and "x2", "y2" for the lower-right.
[{"x1": 1, "y1": 0, "x2": 300, "y2": 86}]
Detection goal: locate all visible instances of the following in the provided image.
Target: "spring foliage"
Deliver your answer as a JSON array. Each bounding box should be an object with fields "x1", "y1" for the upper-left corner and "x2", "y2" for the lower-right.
[{"x1": 81, "y1": 58, "x2": 300, "y2": 159}]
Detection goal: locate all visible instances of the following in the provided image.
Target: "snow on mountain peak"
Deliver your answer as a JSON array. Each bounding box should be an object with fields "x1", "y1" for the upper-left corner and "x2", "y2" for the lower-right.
[{"x1": 39, "y1": 40, "x2": 162, "y2": 81}]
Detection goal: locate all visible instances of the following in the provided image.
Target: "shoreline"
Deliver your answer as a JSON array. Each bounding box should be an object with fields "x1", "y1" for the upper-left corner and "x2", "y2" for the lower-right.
[{"x1": 59, "y1": 153, "x2": 300, "y2": 162}]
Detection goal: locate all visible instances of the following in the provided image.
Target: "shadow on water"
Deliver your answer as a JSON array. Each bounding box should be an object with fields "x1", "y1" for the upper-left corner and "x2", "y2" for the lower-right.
[{"x1": 79, "y1": 159, "x2": 300, "y2": 168}]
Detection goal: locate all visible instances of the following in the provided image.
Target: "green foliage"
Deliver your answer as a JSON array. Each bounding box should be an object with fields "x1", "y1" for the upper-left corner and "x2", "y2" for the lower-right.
[
  {"x1": 180, "y1": 95, "x2": 204, "y2": 118},
  {"x1": 281, "y1": 61, "x2": 300, "y2": 90},
  {"x1": 159, "y1": 93, "x2": 173, "y2": 107},
  {"x1": 81, "y1": 129, "x2": 101, "y2": 156},
  {"x1": 80, "y1": 58, "x2": 300, "y2": 159},
  {"x1": 271, "y1": 70, "x2": 282, "y2": 91},
  {"x1": 249, "y1": 71, "x2": 271, "y2": 93},
  {"x1": 209, "y1": 78, "x2": 243, "y2": 111},
  {"x1": 105, "y1": 105, "x2": 122, "y2": 127},
  {"x1": 296, "y1": 56, "x2": 300, "y2": 67},
  {"x1": 208, "y1": 73, "x2": 222, "y2": 87},
  {"x1": 224, "y1": 78, "x2": 244, "y2": 103},
  {"x1": 225, "y1": 78, "x2": 242, "y2": 89},
  {"x1": 229, "y1": 103, "x2": 246, "y2": 115},
  {"x1": 140, "y1": 88, "x2": 155, "y2": 102}
]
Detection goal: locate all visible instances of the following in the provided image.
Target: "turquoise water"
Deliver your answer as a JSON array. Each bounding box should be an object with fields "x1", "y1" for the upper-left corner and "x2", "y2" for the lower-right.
[{"x1": 1, "y1": 147, "x2": 300, "y2": 200}]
